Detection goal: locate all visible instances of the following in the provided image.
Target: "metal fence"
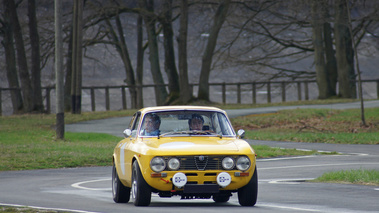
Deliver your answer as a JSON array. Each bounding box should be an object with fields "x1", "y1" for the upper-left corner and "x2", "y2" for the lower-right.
[{"x1": 1, "y1": 80, "x2": 379, "y2": 116}]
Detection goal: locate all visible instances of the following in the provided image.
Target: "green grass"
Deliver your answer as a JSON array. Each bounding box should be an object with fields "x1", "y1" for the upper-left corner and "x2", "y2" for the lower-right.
[
  {"x1": 0, "y1": 111, "x2": 135, "y2": 171},
  {"x1": 312, "y1": 169, "x2": 379, "y2": 186},
  {"x1": 0, "y1": 206, "x2": 69, "y2": 213},
  {"x1": 0, "y1": 132, "x2": 120, "y2": 171},
  {"x1": 253, "y1": 145, "x2": 336, "y2": 158},
  {"x1": 232, "y1": 107, "x2": 379, "y2": 144}
]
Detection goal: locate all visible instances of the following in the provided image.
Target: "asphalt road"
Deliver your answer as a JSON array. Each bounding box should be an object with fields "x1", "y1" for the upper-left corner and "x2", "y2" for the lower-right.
[{"x1": 1, "y1": 100, "x2": 378, "y2": 213}]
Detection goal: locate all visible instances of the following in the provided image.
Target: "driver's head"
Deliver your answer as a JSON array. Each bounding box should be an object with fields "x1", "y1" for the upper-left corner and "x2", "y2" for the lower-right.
[
  {"x1": 189, "y1": 114, "x2": 204, "y2": 130},
  {"x1": 144, "y1": 113, "x2": 161, "y2": 133}
]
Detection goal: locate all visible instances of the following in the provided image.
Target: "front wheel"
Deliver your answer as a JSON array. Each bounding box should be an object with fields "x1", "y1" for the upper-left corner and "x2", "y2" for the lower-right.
[
  {"x1": 112, "y1": 163, "x2": 130, "y2": 203},
  {"x1": 238, "y1": 166, "x2": 258, "y2": 206},
  {"x1": 132, "y1": 160, "x2": 151, "y2": 206}
]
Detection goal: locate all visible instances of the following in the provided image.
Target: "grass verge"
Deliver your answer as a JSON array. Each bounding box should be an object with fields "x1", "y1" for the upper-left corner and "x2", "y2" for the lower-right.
[
  {"x1": 0, "y1": 111, "x2": 136, "y2": 171},
  {"x1": 232, "y1": 107, "x2": 379, "y2": 144},
  {"x1": 0, "y1": 206, "x2": 67, "y2": 213},
  {"x1": 253, "y1": 144, "x2": 337, "y2": 158},
  {"x1": 312, "y1": 169, "x2": 379, "y2": 186}
]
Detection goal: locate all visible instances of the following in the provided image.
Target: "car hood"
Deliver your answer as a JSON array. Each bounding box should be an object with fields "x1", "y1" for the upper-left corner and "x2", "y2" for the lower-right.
[{"x1": 140, "y1": 137, "x2": 244, "y2": 155}]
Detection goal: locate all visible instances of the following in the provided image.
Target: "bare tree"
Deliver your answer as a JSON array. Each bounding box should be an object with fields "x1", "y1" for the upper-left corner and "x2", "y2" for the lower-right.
[
  {"x1": 335, "y1": 0, "x2": 356, "y2": 98},
  {"x1": 104, "y1": 11, "x2": 137, "y2": 108},
  {"x1": 1, "y1": 0, "x2": 23, "y2": 114},
  {"x1": 136, "y1": 14, "x2": 145, "y2": 108},
  {"x1": 64, "y1": 25, "x2": 74, "y2": 112},
  {"x1": 198, "y1": 0, "x2": 231, "y2": 101},
  {"x1": 322, "y1": 0, "x2": 338, "y2": 96},
  {"x1": 71, "y1": 0, "x2": 84, "y2": 114},
  {"x1": 7, "y1": 0, "x2": 34, "y2": 113},
  {"x1": 139, "y1": 0, "x2": 168, "y2": 105},
  {"x1": 161, "y1": 0, "x2": 180, "y2": 104},
  {"x1": 55, "y1": 0, "x2": 64, "y2": 139},
  {"x1": 178, "y1": 0, "x2": 191, "y2": 103},
  {"x1": 28, "y1": 0, "x2": 44, "y2": 112},
  {"x1": 311, "y1": 0, "x2": 334, "y2": 99}
]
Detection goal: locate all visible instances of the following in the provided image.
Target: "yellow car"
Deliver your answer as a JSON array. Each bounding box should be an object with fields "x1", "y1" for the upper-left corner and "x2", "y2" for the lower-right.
[{"x1": 112, "y1": 106, "x2": 257, "y2": 206}]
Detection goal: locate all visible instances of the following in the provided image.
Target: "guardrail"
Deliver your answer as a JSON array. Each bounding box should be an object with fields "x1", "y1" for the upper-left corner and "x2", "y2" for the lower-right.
[{"x1": 1, "y1": 80, "x2": 378, "y2": 116}]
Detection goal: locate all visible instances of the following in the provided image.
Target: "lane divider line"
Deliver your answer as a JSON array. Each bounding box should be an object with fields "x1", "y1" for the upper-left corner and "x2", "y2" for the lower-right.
[{"x1": 71, "y1": 178, "x2": 111, "y2": 191}]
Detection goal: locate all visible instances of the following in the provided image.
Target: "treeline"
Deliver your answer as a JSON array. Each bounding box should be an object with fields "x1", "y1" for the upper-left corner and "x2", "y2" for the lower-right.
[{"x1": 0, "y1": 0, "x2": 378, "y2": 114}]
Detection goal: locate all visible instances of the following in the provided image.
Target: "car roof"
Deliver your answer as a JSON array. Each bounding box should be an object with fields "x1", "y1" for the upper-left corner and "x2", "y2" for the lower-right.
[{"x1": 138, "y1": 105, "x2": 226, "y2": 114}]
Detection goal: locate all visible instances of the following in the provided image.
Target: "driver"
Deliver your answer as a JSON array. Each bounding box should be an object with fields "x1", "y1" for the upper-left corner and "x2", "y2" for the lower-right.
[
  {"x1": 143, "y1": 113, "x2": 161, "y2": 136},
  {"x1": 188, "y1": 114, "x2": 204, "y2": 131}
]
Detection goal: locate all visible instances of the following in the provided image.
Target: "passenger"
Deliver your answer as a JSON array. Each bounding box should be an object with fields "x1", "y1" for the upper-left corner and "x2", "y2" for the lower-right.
[
  {"x1": 188, "y1": 114, "x2": 204, "y2": 131},
  {"x1": 143, "y1": 113, "x2": 161, "y2": 136}
]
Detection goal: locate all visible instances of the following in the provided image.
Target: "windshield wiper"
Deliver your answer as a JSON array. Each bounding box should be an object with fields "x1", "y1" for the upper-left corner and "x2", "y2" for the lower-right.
[
  {"x1": 158, "y1": 131, "x2": 191, "y2": 139},
  {"x1": 158, "y1": 130, "x2": 222, "y2": 139}
]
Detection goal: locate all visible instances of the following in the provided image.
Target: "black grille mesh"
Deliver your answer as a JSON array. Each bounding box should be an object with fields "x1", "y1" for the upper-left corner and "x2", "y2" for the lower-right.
[{"x1": 164, "y1": 156, "x2": 235, "y2": 171}]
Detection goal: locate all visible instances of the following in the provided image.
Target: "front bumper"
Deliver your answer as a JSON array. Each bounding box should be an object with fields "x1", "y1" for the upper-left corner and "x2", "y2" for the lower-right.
[{"x1": 146, "y1": 169, "x2": 254, "y2": 192}]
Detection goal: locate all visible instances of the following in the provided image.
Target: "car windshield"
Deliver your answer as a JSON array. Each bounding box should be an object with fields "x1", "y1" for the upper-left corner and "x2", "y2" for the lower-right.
[{"x1": 139, "y1": 110, "x2": 235, "y2": 137}]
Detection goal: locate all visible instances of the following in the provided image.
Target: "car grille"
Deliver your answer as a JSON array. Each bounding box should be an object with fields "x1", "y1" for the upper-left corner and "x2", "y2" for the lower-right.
[{"x1": 166, "y1": 156, "x2": 230, "y2": 171}]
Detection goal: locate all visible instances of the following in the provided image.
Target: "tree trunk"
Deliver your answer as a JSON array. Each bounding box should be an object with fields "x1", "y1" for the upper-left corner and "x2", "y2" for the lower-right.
[
  {"x1": 55, "y1": 0, "x2": 65, "y2": 139},
  {"x1": 64, "y1": 26, "x2": 73, "y2": 112},
  {"x1": 28, "y1": 0, "x2": 44, "y2": 112},
  {"x1": 136, "y1": 15, "x2": 144, "y2": 109},
  {"x1": 139, "y1": 0, "x2": 168, "y2": 106},
  {"x1": 323, "y1": 22, "x2": 338, "y2": 95},
  {"x1": 322, "y1": 0, "x2": 337, "y2": 96},
  {"x1": 198, "y1": 0, "x2": 231, "y2": 101},
  {"x1": 7, "y1": 0, "x2": 34, "y2": 113},
  {"x1": 334, "y1": 0, "x2": 356, "y2": 98},
  {"x1": 177, "y1": 0, "x2": 191, "y2": 104},
  {"x1": 162, "y1": 0, "x2": 180, "y2": 104},
  {"x1": 114, "y1": 14, "x2": 137, "y2": 109},
  {"x1": 1, "y1": 0, "x2": 24, "y2": 113},
  {"x1": 71, "y1": 0, "x2": 84, "y2": 114},
  {"x1": 311, "y1": 0, "x2": 334, "y2": 99},
  {"x1": 311, "y1": 1, "x2": 328, "y2": 99}
]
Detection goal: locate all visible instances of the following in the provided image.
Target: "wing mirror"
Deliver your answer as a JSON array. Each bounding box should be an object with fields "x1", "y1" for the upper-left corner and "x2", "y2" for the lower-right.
[
  {"x1": 123, "y1": 129, "x2": 132, "y2": 138},
  {"x1": 237, "y1": 129, "x2": 245, "y2": 139}
]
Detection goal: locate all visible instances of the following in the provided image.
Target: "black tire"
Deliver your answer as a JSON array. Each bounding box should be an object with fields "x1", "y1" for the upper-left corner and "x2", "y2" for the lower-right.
[
  {"x1": 132, "y1": 160, "x2": 151, "y2": 206},
  {"x1": 112, "y1": 163, "x2": 130, "y2": 203},
  {"x1": 238, "y1": 166, "x2": 258, "y2": 206},
  {"x1": 213, "y1": 194, "x2": 231, "y2": 203}
]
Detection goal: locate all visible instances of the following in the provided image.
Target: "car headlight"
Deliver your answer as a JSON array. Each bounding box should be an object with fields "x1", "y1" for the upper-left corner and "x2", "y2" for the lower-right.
[
  {"x1": 222, "y1": 157, "x2": 235, "y2": 170},
  {"x1": 150, "y1": 157, "x2": 166, "y2": 172},
  {"x1": 167, "y1": 158, "x2": 180, "y2": 170},
  {"x1": 236, "y1": 156, "x2": 250, "y2": 171}
]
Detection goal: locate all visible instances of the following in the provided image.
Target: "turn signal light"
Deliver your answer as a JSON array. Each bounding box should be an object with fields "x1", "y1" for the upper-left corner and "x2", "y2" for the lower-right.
[
  {"x1": 151, "y1": 172, "x2": 167, "y2": 177},
  {"x1": 235, "y1": 172, "x2": 249, "y2": 177}
]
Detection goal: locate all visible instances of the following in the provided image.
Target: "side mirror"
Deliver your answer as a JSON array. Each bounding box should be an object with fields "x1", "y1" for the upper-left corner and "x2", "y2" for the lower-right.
[
  {"x1": 237, "y1": 129, "x2": 245, "y2": 139},
  {"x1": 123, "y1": 129, "x2": 132, "y2": 138}
]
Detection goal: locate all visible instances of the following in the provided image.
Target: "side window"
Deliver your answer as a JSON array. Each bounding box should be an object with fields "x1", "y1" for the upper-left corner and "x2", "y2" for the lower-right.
[
  {"x1": 212, "y1": 113, "x2": 222, "y2": 134},
  {"x1": 217, "y1": 113, "x2": 234, "y2": 135},
  {"x1": 131, "y1": 114, "x2": 141, "y2": 131},
  {"x1": 129, "y1": 113, "x2": 141, "y2": 137}
]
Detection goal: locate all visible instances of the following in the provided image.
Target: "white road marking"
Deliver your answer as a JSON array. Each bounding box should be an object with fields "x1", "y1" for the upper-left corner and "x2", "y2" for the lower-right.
[
  {"x1": 71, "y1": 178, "x2": 111, "y2": 191},
  {"x1": 258, "y1": 203, "x2": 322, "y2": 212},
  {"x1": 267, "y1": 178, "x2": 315, "y2": 184},
  {"x1": 0, "y1": 203, "x2": 100, "y2": 213},
  {"x1": 259, "y1": 162, "x2": 379, "y2": 170},
  {"x1": 258, "y1": 156, "x2": 315, "y2": 161}
]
